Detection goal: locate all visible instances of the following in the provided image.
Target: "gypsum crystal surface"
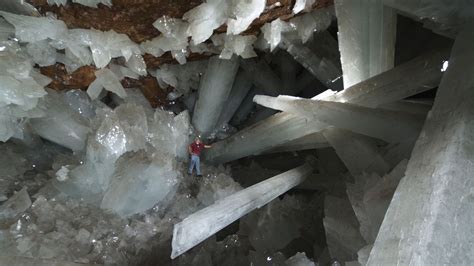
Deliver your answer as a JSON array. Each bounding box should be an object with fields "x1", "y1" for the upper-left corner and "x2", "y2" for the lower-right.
[
  {"x1": 171, "y1": 163, "x2": 313, "y2": 258},
  {"x1": 30, "y1": 89, "x2": 90, "y2": 151},
  {"x1": 100, "y1": 151, "x2": 180, "y2": 217},
  {"x1": 323, "y1": 195, "x2": 366, "y2": 262},
  {"x1": 260, "y1": 8, "x2": 333, "y2": 51},
  {"x1": 239, "y1": 194, "x2": 324, "y2": 254},
  {"x1": 142, "y1": 16, "x2": 190, "y2": 64},
  {"x1": 240, "y1": 59, "x2": 284, "y2": 96},
  {"x1": 293, "y1": 0, "x2": 316, "y2": 14},
  {"x1": 183, "y1": 0, "x2": 230, "y2": 45},
  {"x1": 254, "y1": 95, "x2": 424, "y2": 143},
  {"x1": 211, "y1": 33, "x2": 257, "y2": 60},
  {"x1": 215, "y1": 71, "x2": 253, "y2": 128},
  {"x1": 335, "y1": 0, "x2": 397, "y2": 89},
  {"x1": 72, "y1": 0, "x2": 112, "y2": 8},
  {"x1": 285, "y1": 252, "x2": 316, "y2": 266},
  {"x1": 280, "y1": 33, "x2": 343, "y2": 91},
  {"x1": 229, "y1": 87, "x2": 259, "y2": 126},
  {"x1": 0, "y1": 11, "x2": 67, "y2": 43},
  {"x1": 47, "y1": 0, "x2": 67, "y2": 6},
  {"x1": 368, "y1": 23, "x2": 474, "y2": 266},
  {"x1": 226, "y1": 0, "x2": 266, "y2": 35},
  {"x1": 87, "y1": 68, "x2": 127, "y2": 100},
  {"x1": 192, "y1": 56, "x2": 239, "y2": 137},
  {"x1": 206, "y1": 47, "x2": 447, "y2": 163},
  {"x1": 154, "y1": 60, "x2": 208, "y2": 96},
  {"x1": 0, "y1": 187, "x2": 31, "y2": 223}
]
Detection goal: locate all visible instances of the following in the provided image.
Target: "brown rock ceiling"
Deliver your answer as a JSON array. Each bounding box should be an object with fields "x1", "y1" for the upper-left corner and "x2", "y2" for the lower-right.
[{"x1": 29, "y1": 0, "x2": 333, "y2": 105}]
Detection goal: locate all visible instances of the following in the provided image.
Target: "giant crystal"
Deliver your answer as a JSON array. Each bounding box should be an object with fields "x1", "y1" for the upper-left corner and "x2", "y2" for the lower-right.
[
  {"x1": 30, "y1": 90, "x2": 90, "y2": 151},
  {"x1": 205, "y1": 48, "x2": 449, "y2": 163},
  {"x1": 171, "y1": 163, "x2": 314, "y2": 258},
  {"x1": 335, "y1": 0, "x2": 397, "y2": 88},
  {"x1": 192, "y1": 56, "x2": 239, "y2": 136},
  {"x1": 216, "y1": 71, "x2": 253, "y2": 128},
  {"x1": 254, "y1": 95, "x2": 424, "y2": 143},
  {"x1": 368, "y1": 23, "x2": 474, "y2": 266}
]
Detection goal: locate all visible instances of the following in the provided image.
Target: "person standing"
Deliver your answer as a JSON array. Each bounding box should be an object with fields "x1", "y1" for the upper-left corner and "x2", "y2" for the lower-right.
[{"x1": 188, "y1": 136, "x2": 211, "y2": 177}]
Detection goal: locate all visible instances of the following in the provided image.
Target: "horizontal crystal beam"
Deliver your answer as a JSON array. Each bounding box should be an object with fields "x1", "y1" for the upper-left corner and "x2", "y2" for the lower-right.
[
  {"x1": 254, "y1": 95, "x2": 424, "y2": 143},
  {"x1": 171, "y1": 163, "x2": 314, "y2": 259},
  {"x1": 205, "y1": 48, "x2": 450, "y2": 163},
  {"x1": 265, "y1": 132, "x2": 329, "y2": 154}
]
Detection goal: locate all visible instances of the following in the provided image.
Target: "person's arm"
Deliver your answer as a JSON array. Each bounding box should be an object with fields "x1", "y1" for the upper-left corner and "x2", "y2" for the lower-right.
[
  {"x1": 188, "y1": 145, "x2": 193, "y2": 154},
  {"x1": 204, "y1": 145, "x2": 212, "y2": 148}
]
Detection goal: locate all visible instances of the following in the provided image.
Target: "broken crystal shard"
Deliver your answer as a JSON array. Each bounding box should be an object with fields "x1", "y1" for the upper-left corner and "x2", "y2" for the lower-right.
[
  {"x1": 88, "y1": 68, "x2": 127, "y2": 100},
  {"x1": 216, "y1": 71, "x2": 253, "y2": 127},
  {"x1": 227, "y1": 0, "x2": 266, "y2": 35},
  {"x1": 335, "y1": 0, "x2": 397, "y2": 88},
  {"x1": 101, "y1": 152, "x2": 179, "y2": 217},
  {"x1": 192, "y1": 56, "x2": 239, "y2": 136},
  {"x1": 0, "y1": 187, "x2": 31, "y2": 223},
  {"x1": 293, "y1": 0, "x2": 316, "y2": 14},
  {"x1": 0, "y1": 11, "x2": 67, "y2": 43},
  {"x1": 255, "y1": 95, "x2": 424, "y2": 143},
  {"x1": 171, "y1": 163, "x2": 313, "y2": 259},
  {"x1": 323, "y1": 128, "x2": 389, "y2": 177},
  {"x1": 323, "y1": 195, "x2": 366, "y2": 262},
  {"x1": 206, "y1": 48, "x2": 448, "y2": 163},
  {"x1": 183, "y1": 0, "x2": 229, "y2": 44},
  {"x1": 72, "y1": 0, "x2": 112, "y2": 8},
  {"x1": 368, "y1": 24, "x2": 474, "y2": 266},
  {"x1": 30, "y1": 90, "x2": 90, "y2": 151},
  {"x1": 285, "y1": 252, "x2": 315, "y2": 266}
]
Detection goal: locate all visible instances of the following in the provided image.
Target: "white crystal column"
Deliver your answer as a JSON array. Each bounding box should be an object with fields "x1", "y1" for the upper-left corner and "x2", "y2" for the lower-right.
[
  {"x1": 205, "y1": 48, "x2": 449, "y2": 163},
  {"x1": 368, "y1": 24, "x2": 474, "y2": 266},
  {"x1": 192, "y1": 56, "x2": 239, "y2": 136},
  {"x1": 216, "y1": 71, "x2": 253, "y2": 127},
  {"x1": 335, "y1": 0, "x2": 397, "y2": 88},
  {"x1": 171, "y1": 163, "x2": 313, "y2": 259},
  {"x1": 255, "y1": 95, "x2": 424, "y2": 143}
]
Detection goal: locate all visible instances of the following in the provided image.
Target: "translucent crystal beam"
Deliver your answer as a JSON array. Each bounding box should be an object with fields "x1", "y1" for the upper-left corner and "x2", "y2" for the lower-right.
[
  {"x1": 205, "y1": 48, "x2": 450, "y2": 163},
  {"x1": 280, "y1": 35, "x2": 343, "y2": 91},
  {"x1": 192, "y1": 56, "x2": 239, "y2": 136},
  {"x1": 254, "y1": 95, "x2": 424, "y2": 143},
  {"x1": 171, "y1": 163, "x2": 313, "y2": 259},
  {"x1": 216, "y1": 71, "x2": 253, "y2": 127},
  {"x1": 335, "y1": 0, "x2": 397, "y2": 88},
  {"x1": 368, "y1": 23, "x2": 474, "y2": 266}
]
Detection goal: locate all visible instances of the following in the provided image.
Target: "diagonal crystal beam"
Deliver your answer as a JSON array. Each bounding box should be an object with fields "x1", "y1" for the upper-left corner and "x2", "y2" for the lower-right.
[
  {"x1": 171, "y1": 163, "x2": 314, "y2": 259},
  {"x1": 368, "y1": 23, "x2": 474, "y2": 266},
  {"x1": 254, "y1": 95, "x2": 424, "y2": 143},
  {"x1": 204, "y1": 48, "x2": 450, "y2": 164}
]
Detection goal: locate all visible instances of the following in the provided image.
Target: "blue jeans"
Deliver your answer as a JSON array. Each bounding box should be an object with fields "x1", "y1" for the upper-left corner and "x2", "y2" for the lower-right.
[{"x1": 188, "y1": 154, "x2": 201, "y2": 175}]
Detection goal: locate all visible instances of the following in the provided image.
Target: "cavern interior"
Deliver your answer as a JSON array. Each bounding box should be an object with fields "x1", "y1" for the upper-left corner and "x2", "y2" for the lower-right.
[{"x1": 0, "y1": 0, "x2": 472, "y2": 265}]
